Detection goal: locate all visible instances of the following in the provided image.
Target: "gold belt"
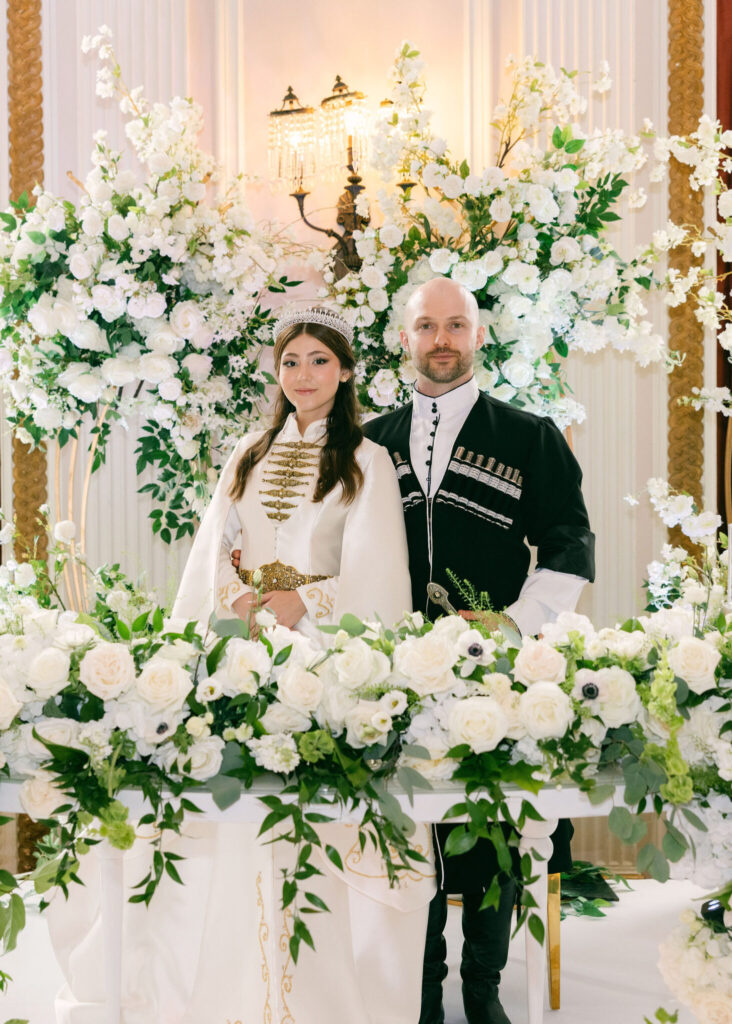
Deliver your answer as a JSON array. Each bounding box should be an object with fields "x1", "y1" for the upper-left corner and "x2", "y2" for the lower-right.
[{"x1": 238, "y1": 560, "x2": 332, "y2": 592}]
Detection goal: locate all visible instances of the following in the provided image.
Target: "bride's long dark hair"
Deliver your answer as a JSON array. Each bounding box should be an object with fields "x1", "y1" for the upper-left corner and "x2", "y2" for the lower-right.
[{"x1": 229, "y1": 319, "x2": 364, "y2": 503}]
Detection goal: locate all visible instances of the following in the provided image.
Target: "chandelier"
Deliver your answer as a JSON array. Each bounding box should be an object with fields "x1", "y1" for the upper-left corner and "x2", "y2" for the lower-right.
[{"x1": 268, "y1": 76, "x2": 371, "y2": 277}]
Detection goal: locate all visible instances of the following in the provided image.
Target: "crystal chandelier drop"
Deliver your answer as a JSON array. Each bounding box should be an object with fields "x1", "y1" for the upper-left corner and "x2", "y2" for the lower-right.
[
  {"x1": 319, "y1": 76, "x2": 369, "y2": 180},
  {"x1": 267, "y1": 86, "x2": 317, "y2": 192}
]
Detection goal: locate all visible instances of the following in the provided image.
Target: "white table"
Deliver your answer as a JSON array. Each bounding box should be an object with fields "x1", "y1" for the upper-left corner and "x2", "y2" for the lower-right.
[{"x1": 2, "y1": 773, "x2": 627, "y2": 1024}]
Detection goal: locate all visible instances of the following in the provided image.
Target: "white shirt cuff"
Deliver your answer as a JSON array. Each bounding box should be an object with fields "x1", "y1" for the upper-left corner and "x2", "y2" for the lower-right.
[{"x1": 504, "y1": 568, "x2": 588, "y2": 637}]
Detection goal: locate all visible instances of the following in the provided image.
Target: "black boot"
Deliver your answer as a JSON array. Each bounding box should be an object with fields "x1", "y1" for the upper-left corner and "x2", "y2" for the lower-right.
[
  {"x1": 460, "y1": 880, "x2": 515, "y2": 1024},
  {"x1": 419, "y1": 888, "x2": 448, "y2": 1024}
]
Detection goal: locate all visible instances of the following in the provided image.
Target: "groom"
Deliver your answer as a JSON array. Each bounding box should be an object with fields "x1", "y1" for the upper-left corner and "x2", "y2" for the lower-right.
[{"x1": 363, "y1": 276, "x2": 595, "y2": 1024}]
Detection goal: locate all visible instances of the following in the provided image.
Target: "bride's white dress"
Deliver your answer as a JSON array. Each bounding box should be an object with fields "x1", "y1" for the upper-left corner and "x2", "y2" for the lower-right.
[{"x1": 48, "y1": 416, "x2": 435, "y2": 1024}]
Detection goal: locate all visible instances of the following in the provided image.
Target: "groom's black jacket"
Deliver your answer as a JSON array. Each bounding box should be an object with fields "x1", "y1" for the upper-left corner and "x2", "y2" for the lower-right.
[{"x1": 364, "y1": 392, "x2": 595, "y2": 888}]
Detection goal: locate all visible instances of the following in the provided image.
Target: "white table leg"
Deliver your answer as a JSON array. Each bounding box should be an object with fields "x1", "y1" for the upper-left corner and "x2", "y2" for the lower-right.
[
  {"x1": 98, "y1": 841, "x2": 123, "y2": 1024},
  {"x1": 519, "y1": 816, "x2": 558, "y2": 1024}
]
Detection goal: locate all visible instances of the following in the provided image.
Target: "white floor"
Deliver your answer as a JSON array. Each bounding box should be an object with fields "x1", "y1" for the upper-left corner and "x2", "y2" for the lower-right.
[{"x1": 0, "y1": 879, "x2": 702, "y2": 1023}]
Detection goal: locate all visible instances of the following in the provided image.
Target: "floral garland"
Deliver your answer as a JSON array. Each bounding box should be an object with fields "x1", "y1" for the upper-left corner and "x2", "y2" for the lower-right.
[
  {"x1": 0, "y1": 510, "x2": 730, "y2": 979},
  {"x1": 0, "y1": 28, "x2": 298, "y2": 541},
  {"x1": 327, "y1": 43, "x2": 732, "y2": 426}
]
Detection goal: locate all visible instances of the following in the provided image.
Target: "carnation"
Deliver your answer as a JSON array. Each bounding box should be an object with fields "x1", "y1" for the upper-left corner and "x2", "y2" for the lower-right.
[{"x1": 247, "y1": 733, "x2": 301, "y2": 773}]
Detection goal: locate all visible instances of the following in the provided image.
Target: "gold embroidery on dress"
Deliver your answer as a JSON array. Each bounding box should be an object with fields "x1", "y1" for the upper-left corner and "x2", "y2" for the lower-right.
[
  {"x1": 279, "y1": 905, "x2": 295, "y2": 1024},
  {"x1": 255, "y1": 871, "x2": 272, "y2": 1024},
  {"x1": 342, "y1": 829, "x2": 436, "y2": 883},
  {"x1": 260, "y1": 441, "x2": 320, "y2": 522},
  {"x1": 303, "y1": 584, "x2": 334, "y2": 619},
  {"x1": 218, "y1": 579, "x2": 246, "y2": 607}
]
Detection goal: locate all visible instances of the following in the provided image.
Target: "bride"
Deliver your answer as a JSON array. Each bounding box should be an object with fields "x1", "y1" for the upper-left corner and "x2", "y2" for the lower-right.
[{"x1": 49, "y1": 307, "x2": 434, "y2": 1024}]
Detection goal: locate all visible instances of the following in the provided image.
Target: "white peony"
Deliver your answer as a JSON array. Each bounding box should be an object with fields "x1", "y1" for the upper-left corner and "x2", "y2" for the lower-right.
[
  {"x1": 512, "y1": 638, "x2": 567, "y2": 686},
  {"x1": 170, "y1": 300, "x2": 206, "y2": 340},
  {"x1": 138, "y1": 353, "x2": 177, "y2": 383},
  {"x1": 501, "y1": 356, "x2": 535, "y2": 388},
  {"x1": 448, "y1": 696, "x2": 508, "y2": 753},
  {"x1": 378, "y1": 224, "x2": 404, "y2": 248},
  {"x1": 135, "y1": 657, "x2": 192, "y2": 711},
  {"x1": 79, "y1": 643, "x2": 136, "y2": 700},
  {"x1": 519, "y1": 682, "x2": 574, "y2": 740},
  {"x1": 19, "y1": 772, "x2": 67, "y2": 821},
  {"x1": 277, "y1": 663, "x2": 324, "y2": 714},
  {"x1": 182, "y1": 353, "x2": 212, "y2": 382},
  {"x1": 27, "y1": 647, "x2": 71, "y2": 699},
  {"x1": 667, "y1": 636, "x2": 720, "y2": 695},
  {"x1": 428, "y1": 249, "x2": 458, "y2": 274}
]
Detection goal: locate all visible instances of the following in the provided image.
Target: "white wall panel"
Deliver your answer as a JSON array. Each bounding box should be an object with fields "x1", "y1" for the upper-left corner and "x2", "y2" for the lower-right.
[{"x1": 465, "y1": 0, "x2": 674, "y2": 626}]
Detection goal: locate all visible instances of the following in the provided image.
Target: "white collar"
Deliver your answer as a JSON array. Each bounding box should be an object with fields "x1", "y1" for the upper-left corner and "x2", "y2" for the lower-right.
[
  {"x1": 279, "y1": 412, "x2": 327, "y2": 443},
  {"x1": 412, "y1": 376, "x2": 480, "y2": 419}
]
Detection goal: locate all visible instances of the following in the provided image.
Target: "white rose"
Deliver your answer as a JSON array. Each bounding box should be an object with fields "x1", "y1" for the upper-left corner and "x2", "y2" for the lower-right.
[
  {"x1": 344, "y1": 701, "x2": 390, "y2": 748},
  {"x1": 519, "y1": 682, "x2": 574, "y2": 740},
  {"x1": 170, "y1": 301, "x2": 205, "y2": 340},
  {"x1": 490, "y1": 196, "x2": 513, "y2": 222},
  {"x1": 91, "y1": 284, "x2": 125, "y2": 322},
  {"x1": 81, "y1": 207, "x2": 104, "y2": 237},
  {"x1": 378, "y1": 224, "x2": 404, "y2": 248},
  {"x1": 14, "y1": 563, "x2": 36, "y2": 589},
  {"x1": 33, "y1": 407, "x2": 63, "y2": 431},
  {"x1": 218, "y1": 638, "x2": 272, "y2": 696},
  {"x1": 67, "y1": 373, "x2": 104, "y2": 404},
  {"x1": 182, "y1": 353, "x2": 212, "y2": 382},
  {"x1": 431, "y1": 615, "x2": 470, "y2": 643},
  {"x1": 80, "y1": 642, "x2": 136, "y2": 700},
  {"x1": 138, "y1": 353, "x2": 177, "y2": 384},
  {"x1": 393, "y1": 633, "x2": 459, "y2": 696},
  {"x1": 19, "y1": 772, "x2": 67, "y2": 821},
  {"x1": 315, "y1": 675, "x2": 358, "y2": 733},
  {"x1": 159, "y1": 378, "x2": 182, "y2": 401},
  {"x1": 398, "y1": 738, "x2": 457, "y2": 781},
  {"x1": 501, "y1": 356, "x2": 535, "y2": 388},
  {"x1": 28, "y1": 647, "x2": 71, "y2": 698},
  {"x1": 68, "y1": 320, "x2": 108, "y2": 352},
  {"x1": 667, "y1": 636, "x2": 720, "y2": 695},
  {"x1": 428, "y1": 249, "x2": 458, "y2": 274},
  {"x1": 101, "y1": 357, "x2": 137, "y2": 387},
  {"x1": 0, "y1": 678, "x2": 22, "y2": 729},
  {"x1": 277, "y1": 663, "x2": 324, "y2": 714},
  {"x1": 448, "y1": 696, "x2": 508, "y2": 753},
  {"x1": 68, "y1": 252, "x2": 92, "y2": 280},
  {"x1": 332, "y1": 638, "x2": 389, "y2": 690},
  {"x1": 594, "y1": 666, "x2": 641, "y2": 728},
  {"x1": 513, "y1": 638, "x2": 567, "y2": 686},
  {"x1": 107, "y1": 214, "x2": 130, "y2": 241},
  {"x1": 27, "y1": 718, "x2": 80, "y2": 758},
  {"x1": 260, "y1": 700, "x2": 310, "y2": 734},
  {"x1": 135, "y1": 658, "x2": 192, "y2": 711},
  {"x1": 53, "y1": 520, "x2": 76, "y2": 544},
  {"x1": 178, "y1": 735, "x2": 225, "y2": 780}
]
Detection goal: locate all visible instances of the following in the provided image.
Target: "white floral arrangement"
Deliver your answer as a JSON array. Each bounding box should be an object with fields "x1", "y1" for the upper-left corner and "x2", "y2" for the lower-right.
[
  {"x1": 0, "y1": 511, "x2": 731, "y2": 972},
  {"x1": 0, "y1": 27, "x2": 296, "y2": 541},
  {"x1": 659, "y1": 905, "x2": 732, "y2": 1024},
  {"x1": 326, "y1": 43, "x2": 732, "y2": 426}
]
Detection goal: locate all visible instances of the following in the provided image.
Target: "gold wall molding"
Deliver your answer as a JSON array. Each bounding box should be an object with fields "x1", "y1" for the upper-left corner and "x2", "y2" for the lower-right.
[
  {"x1": 667, "y1": 0, "x2": 705, "y2": 543},
  {"x1": 7, "y1": 0, "x2": 47, "y2": 562}
]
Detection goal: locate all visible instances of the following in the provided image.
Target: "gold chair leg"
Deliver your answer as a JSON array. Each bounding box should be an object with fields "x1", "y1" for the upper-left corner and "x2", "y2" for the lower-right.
[{"x1": 547, "y1": 872, "x2": 561, "y2": 1010}]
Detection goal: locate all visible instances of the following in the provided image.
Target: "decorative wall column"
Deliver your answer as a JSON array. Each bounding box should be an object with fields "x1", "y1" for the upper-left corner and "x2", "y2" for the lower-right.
[
  {"x1": 667, "y1": 0, "x2": 706, "y2": 528},
  {"x1": 7, "y1": 0, "x2": 47, "y2": 562}
]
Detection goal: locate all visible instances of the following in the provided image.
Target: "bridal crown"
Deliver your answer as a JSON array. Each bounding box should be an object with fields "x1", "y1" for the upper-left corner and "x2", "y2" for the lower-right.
[{"x1": 272, "y1": 307, "x2": 354, "y2": 345}]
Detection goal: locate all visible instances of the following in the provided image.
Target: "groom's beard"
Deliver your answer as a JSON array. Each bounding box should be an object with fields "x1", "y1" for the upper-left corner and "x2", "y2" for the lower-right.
[{"x1": 413, "y1": 347, "x2": 474, "y2": 384}]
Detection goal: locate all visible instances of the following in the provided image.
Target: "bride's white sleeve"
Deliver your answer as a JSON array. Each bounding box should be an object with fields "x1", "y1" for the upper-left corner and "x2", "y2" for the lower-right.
[
  {"x1": 217, "y1": 506, "x2": 254, "y2": 613},
  {"x1": 331, "y1": 441, "x2": 412, "y2": 627}
]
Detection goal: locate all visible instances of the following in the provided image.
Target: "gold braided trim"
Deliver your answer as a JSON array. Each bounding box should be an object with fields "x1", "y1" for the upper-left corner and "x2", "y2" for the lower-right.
[
  {"x1": 667, "y1": 0, "x2": 705, "y2": 549},
  {"x1": 8, "y1": 0, "x2": 48, "y2": 565},
  {"x1": 255, "y1": 871, "x2": 272, "y2": 1024},
  {"x1": 239, "y1": 560, "x2": 332, "y2": 592}
]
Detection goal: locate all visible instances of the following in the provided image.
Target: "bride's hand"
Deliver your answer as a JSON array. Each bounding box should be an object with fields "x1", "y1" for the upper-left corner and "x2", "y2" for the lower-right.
[
  {"x1": 260, "y1": 590, "x2": 306, "y2": 628},
  {"x1": 232, "y1": 591, "x2": 257, "y2": 624}
]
